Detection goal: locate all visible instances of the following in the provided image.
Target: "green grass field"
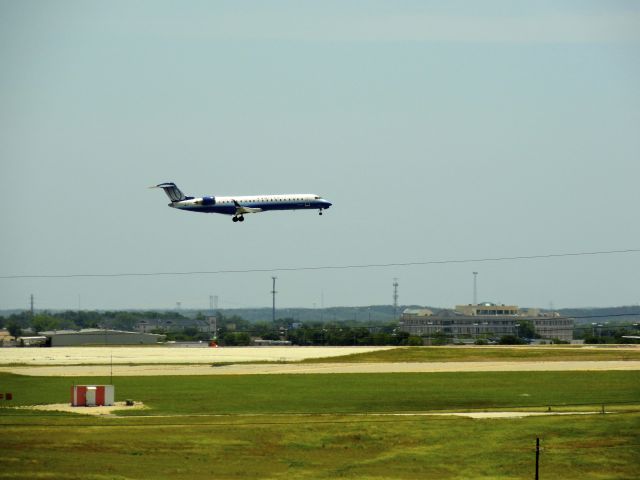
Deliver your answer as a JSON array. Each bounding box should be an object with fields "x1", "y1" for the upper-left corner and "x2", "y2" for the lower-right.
[
  {"x1": 1, "y1": 412, "x2": 639, "y2": 479},
  {"x1": 1, "y1": 371, "x2": 639, "y2": 415},
  {"x1": 303, "y1": 345, "x2": 640, "y2": 363},
  {"x1": 1, "y1": 371, "x2": 639, "y2": 479}
]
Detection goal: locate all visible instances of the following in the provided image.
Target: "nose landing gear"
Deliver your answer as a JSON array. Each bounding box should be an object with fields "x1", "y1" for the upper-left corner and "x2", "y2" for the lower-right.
[{"x1": 319, "y1": 209, "x2": 323, "y2": 215}]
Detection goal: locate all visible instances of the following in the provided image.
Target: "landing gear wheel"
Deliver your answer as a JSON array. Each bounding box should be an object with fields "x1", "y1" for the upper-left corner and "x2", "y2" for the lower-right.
[
  {"x1": 232, "y1": 216, "x2": 238, "y2": 222},
  {"x1": 319, "y1": 209, "x2": 323, "y2": 215},
  {"x1": 239, "y1": 216, "x2": 245, "y2": 222}
]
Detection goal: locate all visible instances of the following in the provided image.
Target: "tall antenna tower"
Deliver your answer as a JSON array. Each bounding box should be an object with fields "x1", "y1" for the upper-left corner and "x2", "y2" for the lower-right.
[
  {"x1": 393, "y1": 278, "x2": 399, "y2": 318},
  {"x1": 30, "y1": 294, "x2": 34, "y2": 317},
  {"x1": 271, "y1": 277, "x2": 277, "y2": 323},
  {"x1": 473, "y1": 272, "x2": 478, "y2": 305}
]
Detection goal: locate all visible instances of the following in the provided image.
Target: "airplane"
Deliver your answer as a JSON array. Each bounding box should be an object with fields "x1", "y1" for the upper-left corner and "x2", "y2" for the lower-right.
[{"x1": 152, "y1": 182, "x2": 332, "y2": 223}]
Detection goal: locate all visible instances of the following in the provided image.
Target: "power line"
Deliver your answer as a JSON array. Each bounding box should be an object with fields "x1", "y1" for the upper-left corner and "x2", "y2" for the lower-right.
[{"x1": 1, "y1": 248, "x2": 639, "y2": 280}]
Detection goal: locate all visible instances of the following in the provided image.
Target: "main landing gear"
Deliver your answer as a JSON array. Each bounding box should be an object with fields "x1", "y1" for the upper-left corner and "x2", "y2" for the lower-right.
[{"x1": 232, "y1": 215, "x2": 245, "y2": 223}]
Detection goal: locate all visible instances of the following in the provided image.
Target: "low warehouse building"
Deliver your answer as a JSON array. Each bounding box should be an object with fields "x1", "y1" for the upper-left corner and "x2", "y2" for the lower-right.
[
  {"x1": 40, "y1": 329, "x2": 165, "y2": 346},
  {"x1": 17, "y1": 336, "x2": 48, "y2": 347}
]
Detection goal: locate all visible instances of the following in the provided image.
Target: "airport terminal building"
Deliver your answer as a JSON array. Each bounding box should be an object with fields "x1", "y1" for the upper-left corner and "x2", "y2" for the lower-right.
[{"x1": 399, "y1": 303, "x2": 573, "y2": 342}]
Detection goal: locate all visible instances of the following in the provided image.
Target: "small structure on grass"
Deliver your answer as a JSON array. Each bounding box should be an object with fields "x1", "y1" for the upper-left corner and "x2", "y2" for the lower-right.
[{"x1": 71, "y1": 385, "x2": 114, "y2": 407}]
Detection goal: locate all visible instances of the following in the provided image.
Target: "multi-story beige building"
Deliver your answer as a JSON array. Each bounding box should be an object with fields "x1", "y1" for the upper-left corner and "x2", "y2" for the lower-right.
[{"x1": 399, "y1": 303, "x2": 573, "y2": 342}]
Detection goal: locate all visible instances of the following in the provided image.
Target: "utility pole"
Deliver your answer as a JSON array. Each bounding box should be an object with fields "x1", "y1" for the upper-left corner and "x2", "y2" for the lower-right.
[
  {"x1": 535, "y1": 437, "x2": 540, "y2": 480},
  {"x1": 271, "y1": 277, "x2": 277, "y2": 323},
  {"x1": 29, "y1": 294, "x2": 34, "y2": 318},
  {"x1": 393, "y1": 278, "x2": 399, "y2": 318}
]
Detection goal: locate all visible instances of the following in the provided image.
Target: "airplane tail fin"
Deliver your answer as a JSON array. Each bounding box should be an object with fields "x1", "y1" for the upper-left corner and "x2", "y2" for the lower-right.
[{"x1": 152, "y1": 182, "x2": 187, "y2": 202}]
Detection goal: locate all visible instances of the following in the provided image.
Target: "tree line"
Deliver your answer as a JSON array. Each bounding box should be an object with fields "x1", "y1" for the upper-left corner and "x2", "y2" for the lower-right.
[
  {"x1": 0, "y1": 310, "x2": 423, "y2": 346},
  {"x1": 2, "y1": 309, "x2": 638, "y2": 345}
]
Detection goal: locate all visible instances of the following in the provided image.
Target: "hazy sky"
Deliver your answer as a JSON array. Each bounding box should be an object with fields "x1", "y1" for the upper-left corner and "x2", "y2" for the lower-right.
[{"x1": 1, "y1": 1, "x2": 639, "y2": 311}]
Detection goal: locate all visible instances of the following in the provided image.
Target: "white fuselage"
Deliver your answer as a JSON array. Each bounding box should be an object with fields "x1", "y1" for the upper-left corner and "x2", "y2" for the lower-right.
[
  {"x1": 172, "y1": 193, "x2": 332, "y2": 216},
  {"x1": 154, "y1": 182, "x2": 332, "y2": 222}
]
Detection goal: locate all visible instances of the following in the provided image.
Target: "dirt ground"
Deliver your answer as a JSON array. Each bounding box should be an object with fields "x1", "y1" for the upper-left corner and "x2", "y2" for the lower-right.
[
  {"x1": 0, "y1": 345, "x2": 394, "y2": 365},
  {"x1": 19, "y1": 401, "x2": 148, "y2": 415}
]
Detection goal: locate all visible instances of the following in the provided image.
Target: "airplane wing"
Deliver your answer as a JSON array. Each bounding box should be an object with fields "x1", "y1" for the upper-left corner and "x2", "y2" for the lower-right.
[{"x1": 233, "y1": 200, "x2": 262, "y2": 215}]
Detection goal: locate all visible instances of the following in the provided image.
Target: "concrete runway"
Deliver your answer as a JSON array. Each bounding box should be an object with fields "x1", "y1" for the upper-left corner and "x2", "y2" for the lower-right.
[{"x1": 3, "y1": 360, "x2": 640, "y2": 376}]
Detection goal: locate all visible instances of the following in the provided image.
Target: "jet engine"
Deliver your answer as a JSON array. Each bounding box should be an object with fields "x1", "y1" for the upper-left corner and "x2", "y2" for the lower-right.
[{"x1": 196, "y1": 196, "x2": 215, "y2": 206}]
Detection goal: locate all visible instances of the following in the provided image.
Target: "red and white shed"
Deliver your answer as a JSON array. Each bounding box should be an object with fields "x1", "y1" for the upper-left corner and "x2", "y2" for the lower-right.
[{"x1": 71, "y1": 385, "x2": 114, "y2": 406}]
